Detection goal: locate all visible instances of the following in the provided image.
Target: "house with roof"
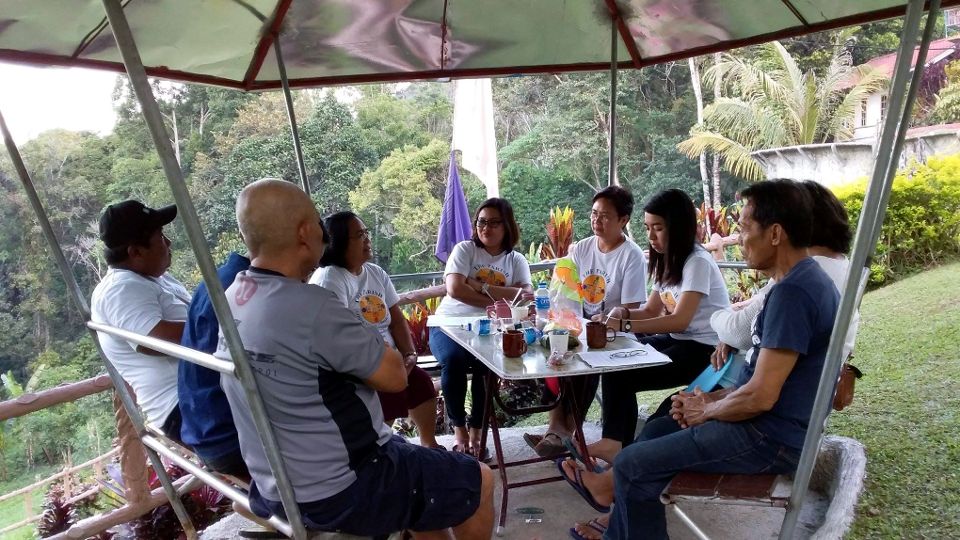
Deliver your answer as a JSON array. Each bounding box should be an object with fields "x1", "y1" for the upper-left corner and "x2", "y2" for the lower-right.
[
  {"x1": 752, "y1": 35, "x2": 960, "y2": 187},
  {"x1": 851, "y1": 35, "x2": 960, "y2": 140}
]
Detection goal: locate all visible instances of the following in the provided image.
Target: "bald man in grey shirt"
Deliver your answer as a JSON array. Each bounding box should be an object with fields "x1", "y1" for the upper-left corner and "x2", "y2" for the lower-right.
[{"x1": 217, "y1": 179, "x2": 494, "y2": 539}]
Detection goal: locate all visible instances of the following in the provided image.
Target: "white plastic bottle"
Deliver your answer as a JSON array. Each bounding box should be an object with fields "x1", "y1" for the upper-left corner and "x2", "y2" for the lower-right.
[{"x1": 534, "y1": 282, "x2": 550, "y2": 329}]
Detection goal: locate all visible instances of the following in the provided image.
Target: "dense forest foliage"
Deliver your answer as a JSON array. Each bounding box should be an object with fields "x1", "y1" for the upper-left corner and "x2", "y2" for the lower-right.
[{"x1": 0, "y1": 18, "x2": 950, "y2": 481}]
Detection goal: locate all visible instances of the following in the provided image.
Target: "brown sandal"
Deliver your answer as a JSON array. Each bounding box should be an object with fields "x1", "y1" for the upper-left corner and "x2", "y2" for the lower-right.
[{"x1": 523, "y1": 432, "x2": 566, "y2": 458}]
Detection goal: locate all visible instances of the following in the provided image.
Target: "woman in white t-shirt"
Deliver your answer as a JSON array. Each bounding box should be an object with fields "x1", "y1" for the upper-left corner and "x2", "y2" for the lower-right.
[
  {"x1": 309, "y1": 211, "x2": 441, "y2": 448},
  {"x1": 590, "y1": 188, "x2": 731, "y2": 461},
  {"x1": 524, "y1": 186, "x2": 648, "y2": 458},
  {"x1": 430, "y1": 198, "x2": 533, "y2": 459}
]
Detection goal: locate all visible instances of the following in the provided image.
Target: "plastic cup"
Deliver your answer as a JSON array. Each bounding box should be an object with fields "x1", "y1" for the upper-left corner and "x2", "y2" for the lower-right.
[{"x1": 549, "y1": 332, "x2": 569, "y2": 356}]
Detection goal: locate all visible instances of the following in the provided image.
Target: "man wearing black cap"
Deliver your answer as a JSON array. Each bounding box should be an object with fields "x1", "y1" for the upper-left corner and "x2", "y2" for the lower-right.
[{"x1": 91, "y1": 200, "x2": 191, "y2": 440}]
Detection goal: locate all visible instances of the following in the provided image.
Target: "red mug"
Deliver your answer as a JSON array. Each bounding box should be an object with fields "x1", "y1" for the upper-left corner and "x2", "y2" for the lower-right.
[
  {"x1": 502, "y1": 329, "x2": 528, "y2": 358},
  {"x1": 586, "y1": 321, "x2": 616, "y2": 349}
]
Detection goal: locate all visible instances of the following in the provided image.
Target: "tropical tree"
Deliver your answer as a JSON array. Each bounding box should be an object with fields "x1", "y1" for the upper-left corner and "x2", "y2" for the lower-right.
[{"x1": 678, "y1": 36, "x2": 887, "y2": 180}]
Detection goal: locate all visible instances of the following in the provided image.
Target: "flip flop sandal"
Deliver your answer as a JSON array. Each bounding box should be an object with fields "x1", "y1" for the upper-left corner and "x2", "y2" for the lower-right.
[
  {"x1": 556, "y1": 459, "x2": 610, "y2": 513},
  {"x1": 569, "y1": 518, "x2": 608, "y2": 540},
  {"x1": 523, "y1": 432, "x2": 543, "y2": 452},
  {"x1": 429, "y1": 443, "x2": 447, "y2": 451},
  {"x1": 238, "y1": 526, "x2": 286, "y2": 539},
  {"x1": 452, "y1": 443, "x2": 470, "y2": 454},
  {"x1": 562, "y1": 437, "x2": 607, "y2": 474},
  {"x1": 534, "y1": 432, "x2": 567, "y2": 458},
  {"x1": 472, "y1": 445, "x2": 492, "y2": 463}
]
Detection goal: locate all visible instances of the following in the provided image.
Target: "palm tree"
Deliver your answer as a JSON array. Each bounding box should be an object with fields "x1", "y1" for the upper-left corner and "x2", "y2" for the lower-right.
[{"x1": 678, "y1": 35, "x2": 887, "y2": 180}]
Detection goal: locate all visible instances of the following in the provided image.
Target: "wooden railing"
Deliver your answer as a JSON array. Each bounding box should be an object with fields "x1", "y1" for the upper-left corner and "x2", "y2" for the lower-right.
[
  {"x1": 0, "y1": 375, "x2": 165, "y2": 539},
  {"x1": 0, "y1": 448, "x2": 119, "y2": 535}
]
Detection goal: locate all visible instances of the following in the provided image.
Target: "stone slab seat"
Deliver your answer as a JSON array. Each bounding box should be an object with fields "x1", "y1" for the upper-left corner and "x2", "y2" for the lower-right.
[
  {"x1": 658, "y1": 435, "x2": 867, "y2": 539},
  {"x1": 661, "y1": 472, "x2": 793, "y2": 507}
]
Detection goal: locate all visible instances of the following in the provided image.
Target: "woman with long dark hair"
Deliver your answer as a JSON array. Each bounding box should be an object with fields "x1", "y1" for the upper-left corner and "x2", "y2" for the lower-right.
[
  {"x1": 590, "y1": 188, "x2": 731, "y2": 459},
  {"x1": 309, "y1": 211, "x2": 441, "y2": 448},
  {"x1": 429, "y1": 198, "x2": 532, "y2": 459}
]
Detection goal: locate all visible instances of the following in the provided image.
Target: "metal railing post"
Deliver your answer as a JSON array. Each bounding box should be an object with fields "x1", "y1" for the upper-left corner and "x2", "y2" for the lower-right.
[
  {"x1": 274, "y1": 34, "x2": 310, "y2": 194},
  {"x1": 99, "y1": 0, "x2": 308, "y2": 538},
  {"x1": 777, "y1": 0, "x2": 938, "y2": 537},
  {"x1": 0, "y1": 106, "x2": 196, "y2": 538},
  {"x1": 608, "y1": 16, "x2": 618, "y2": 188}
]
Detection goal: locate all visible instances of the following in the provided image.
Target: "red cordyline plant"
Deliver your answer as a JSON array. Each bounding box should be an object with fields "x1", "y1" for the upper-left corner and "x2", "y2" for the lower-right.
[
  {"x1": 541, "y1": 206, "x2": 574, "y2": 260},
  {"x1": 698, "y1": 201, "x2": 742, "y2": 242},
  {"x1": 404, "y1": 301, "x2": 437, "y2": 355},
  {"x1": 37, "y1": 485, "x2": 77, "y2": 537}
]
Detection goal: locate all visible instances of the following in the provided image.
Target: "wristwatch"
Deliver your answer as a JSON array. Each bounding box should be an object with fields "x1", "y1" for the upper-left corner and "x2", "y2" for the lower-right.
[{"x1": 619, "y1": 308, "x2": 631, "y2": 332}]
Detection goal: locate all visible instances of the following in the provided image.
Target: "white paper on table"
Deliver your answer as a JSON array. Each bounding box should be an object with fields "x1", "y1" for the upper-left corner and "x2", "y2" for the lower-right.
[
  {"x1": 576, "y1": 344, "x2": 672, "y2": 369},
  {"x1": 427, "y1": 315, "x2": 481, "y2": 328}
]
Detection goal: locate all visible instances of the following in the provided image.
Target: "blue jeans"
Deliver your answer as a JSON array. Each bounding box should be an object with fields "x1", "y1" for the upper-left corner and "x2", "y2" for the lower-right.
[
  {"x1": 605, "y1": 416, "x2": 800, "y2": 540},
  {"x1": 429, "y1": 328, "x2": 489, "y2": 429}
]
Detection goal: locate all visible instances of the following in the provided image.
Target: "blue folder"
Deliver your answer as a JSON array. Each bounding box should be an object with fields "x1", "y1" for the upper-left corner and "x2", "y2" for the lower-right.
[{"x1": 685, "y1": 352, "x2": 735, "y2": 393}]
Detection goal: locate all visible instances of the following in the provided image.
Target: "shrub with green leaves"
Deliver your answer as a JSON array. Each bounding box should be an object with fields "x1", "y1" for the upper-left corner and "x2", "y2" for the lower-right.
[{"x1": 834, "y1": 155, "x2": 960, "y2": 286}]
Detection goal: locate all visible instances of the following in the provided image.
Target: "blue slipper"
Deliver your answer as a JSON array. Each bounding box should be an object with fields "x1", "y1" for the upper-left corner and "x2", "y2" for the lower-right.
[
  {"x1": 556, "y1": 458, "x2": 610, "y2": 513},
  {"x1": 562, "y1": 437, "x2": 607, "y2": 474},
  {"x1": 569, "y1": 518, "x2": 607, "y2": 540}
]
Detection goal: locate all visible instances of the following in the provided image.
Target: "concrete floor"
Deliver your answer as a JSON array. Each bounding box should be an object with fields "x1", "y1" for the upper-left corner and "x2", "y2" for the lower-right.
[{"x1": 200, "y1": 422, "x2": 829, "y2": 539}]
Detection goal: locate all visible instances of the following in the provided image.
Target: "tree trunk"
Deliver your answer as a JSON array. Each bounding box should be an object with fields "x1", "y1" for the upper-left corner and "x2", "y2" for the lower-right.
[
  {"x1": 689, "y1": 58, "x2": 711, "y2": 207},
  {"x1": 711, "y1": 53, "x2": 723, "y2": 209}
]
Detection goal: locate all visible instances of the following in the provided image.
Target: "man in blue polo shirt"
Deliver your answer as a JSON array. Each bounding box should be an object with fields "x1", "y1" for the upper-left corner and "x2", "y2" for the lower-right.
[
  {"x1": 178, "y1": 251, "x2": 251, "y2": 478},
  {"x1": 560, "y1": 180, "x2": 841, "y2": 539}
]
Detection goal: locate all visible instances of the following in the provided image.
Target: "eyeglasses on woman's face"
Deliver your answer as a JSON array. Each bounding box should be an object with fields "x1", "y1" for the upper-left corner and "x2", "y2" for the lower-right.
[
  {"x1": 475, "y1": 218, "x2": 503, "y2": 230},
  {"x1": 350, "y1": 228, "x2": 371, "y2": 240}
]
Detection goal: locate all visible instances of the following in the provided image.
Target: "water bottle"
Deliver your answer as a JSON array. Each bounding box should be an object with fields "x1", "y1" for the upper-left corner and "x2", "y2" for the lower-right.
[{"x1": 534, "y1": 282, "x2": 550, "y2": 329}]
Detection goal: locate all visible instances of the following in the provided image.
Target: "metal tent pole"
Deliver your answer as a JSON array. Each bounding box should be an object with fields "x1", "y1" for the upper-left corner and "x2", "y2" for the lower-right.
[
  {"x1": 608, "y1": 16, "x2": 619, "y2": 188},
  {"x1": 274, "y1": 34, "x2": 310, "y2": 194},
  {"x1": 777, "y1": 0, "x2": 938, "y2": 537},
  {"x1": 99, "y1": 1, "x2": 309, "y2": 538},
  {"x1": 0, "y1": 107, "x2": 197, "y2": 539}
]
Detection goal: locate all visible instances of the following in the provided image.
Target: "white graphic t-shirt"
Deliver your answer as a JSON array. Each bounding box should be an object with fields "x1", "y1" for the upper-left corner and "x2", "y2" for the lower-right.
[
  {"x1": 435, "y1": 241, "x2": 532, "y2": 316},
  {"x1": 651, "y1": 245, "x2": 730, "y2": 345},
  {"x1": 568, "y1": 236, "x2": 647, "y2": 317},
  {"x1": 309, "y1": 263, "x2": 400, "y2": 348}
]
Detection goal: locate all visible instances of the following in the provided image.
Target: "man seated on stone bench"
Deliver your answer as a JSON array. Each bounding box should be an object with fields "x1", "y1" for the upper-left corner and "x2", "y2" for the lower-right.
[
  {"x1": 559, "y1": 179, "x2": 840, "y2": 540},
  {"x1": 216, "y1": 179, "x2": 494, "y2": 539}
]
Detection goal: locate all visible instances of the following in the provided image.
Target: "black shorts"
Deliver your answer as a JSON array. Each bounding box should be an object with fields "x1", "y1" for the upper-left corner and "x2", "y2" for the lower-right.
[
  {"x1": 250, "y1": 435, "x2": 481, "y2": 536},
  {"x1": 201, "y1": 450, "x2": 250, "y2": 480},
  {"x1": 160, "y1": 405, "x2": 183, "y2": 445}
]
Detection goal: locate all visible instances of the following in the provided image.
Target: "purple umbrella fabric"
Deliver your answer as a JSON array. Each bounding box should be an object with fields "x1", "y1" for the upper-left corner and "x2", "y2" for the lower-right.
[{"x1": 435, "y1": 151, "x2": 473, "y2": 263}]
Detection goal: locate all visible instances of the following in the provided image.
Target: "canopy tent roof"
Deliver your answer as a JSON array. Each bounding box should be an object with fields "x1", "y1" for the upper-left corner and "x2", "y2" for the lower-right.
[{"x1": 1, "y1": 0, "x2": 958, "y2": 91}]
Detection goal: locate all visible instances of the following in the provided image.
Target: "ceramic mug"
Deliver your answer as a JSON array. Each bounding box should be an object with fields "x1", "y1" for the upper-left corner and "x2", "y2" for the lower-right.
[
  {"x1": 586, "y1": 321, "x2": 616, "y2": 349},
  {"x1": 502, "y1": 329, "x2": 528, "y2": 358}
]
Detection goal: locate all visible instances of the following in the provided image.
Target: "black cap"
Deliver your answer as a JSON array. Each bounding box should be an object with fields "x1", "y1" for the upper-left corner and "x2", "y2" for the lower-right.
[{"x1": 99, "y1": 200, "x2": 177, "y2": 249}]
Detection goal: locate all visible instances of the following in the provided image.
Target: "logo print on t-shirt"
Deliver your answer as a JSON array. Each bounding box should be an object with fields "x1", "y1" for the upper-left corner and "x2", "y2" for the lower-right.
[
  {"x1": 660, "y1": 290, "x2": 677, "y2": 314},
  {"x1": 582, "y1": 275, "x2": 607, "y2": 305},
  {"x1": 235, "y1": 276, "x2": 258, "y2": 306},
  {"x1": 475, "y1": 267, "x2": 507, "y2": 286},
  {"x1": 359, "y1": 295, "x2": 388, "y2": 324}
]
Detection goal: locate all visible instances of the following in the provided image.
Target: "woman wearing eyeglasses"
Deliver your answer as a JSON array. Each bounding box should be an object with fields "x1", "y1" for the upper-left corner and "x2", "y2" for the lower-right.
[
  {"x1": 430, "y1": 198, "x2": 533, "y2": 460},
  {"x1": 309, "y1": 211, "x2": 441, "y2": 449},
  {"x1": 524, "y1": 186, "x2": 648, "y2": 458}
]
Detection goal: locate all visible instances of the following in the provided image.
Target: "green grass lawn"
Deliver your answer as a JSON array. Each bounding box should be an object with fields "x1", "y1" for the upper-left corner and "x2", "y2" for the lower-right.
[
  {"x1": 515, "y1": 262, "x2": 960, "y2": 537},
  {"x1": 827, "y1": 262, "x2": 960, "y2": 538}
]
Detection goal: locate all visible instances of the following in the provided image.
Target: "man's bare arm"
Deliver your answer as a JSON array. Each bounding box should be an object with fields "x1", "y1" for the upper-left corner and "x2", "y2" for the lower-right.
[{"x1": 136, "y1": 320, "x2": 186, "y2": 356}]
